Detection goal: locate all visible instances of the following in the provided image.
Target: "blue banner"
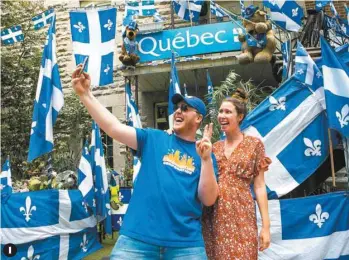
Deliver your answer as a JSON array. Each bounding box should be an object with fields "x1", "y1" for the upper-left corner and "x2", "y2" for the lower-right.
[{"x1": 137, "y1": 22, "x2": 241, "y2": 62}]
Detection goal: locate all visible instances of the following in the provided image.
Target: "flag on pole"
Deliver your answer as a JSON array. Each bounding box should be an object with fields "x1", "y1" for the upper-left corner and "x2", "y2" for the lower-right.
[
  {"x1": 173, "y1": 0, "x2": 204, "y2": 22},
  {"x1": 90, "y1": 121, "x2": 112, "y2": 234},
  {"x1": 315, "y1": 0, "x2": 331, "y2": 11},
  {"x1": 125, "y1": 0, "x2": 157, "y2": 16},
  {"x1": 125, "y1": 83, "x2": 142, "y2": 183},
  {"x1": 32, "y1": 9, "x2": 55, "y2": 30},
  {"x1": 321, "y1": 36, "x2": 349, "y2": 138},
  {"x1": 239, "y1": 0, "x2": 246, "y2": 17},
  {"x1": 206, "y1": 70, "x2": 213, "y2": 105},
  {"x1": 281, "y1": 40, "x2": 292, "y2": 81},
  {"x1": 70, "y1": 7, "x2": 117, "y2": 87},
  {"x1": 210, "y1": 0, "x2": 225, "y2": 21},
  {"x1": 78, "y1": 141, "x2": 95, "y2": 210},
  {"x1": 28, "y1": 15, "x2": 64, "y2": 162},
  {"x1": 168, "y1": 52, "x2": 182, "y2": 129},
  {"x1": 0, "y1": 159, "x2": 12, "y2": 193},
  {"x1": 1, "y1": 25, "x2": 24, "y2": 45},
  {"x1": 294, "y1": 41, "x2": 323, "y2": 91}
]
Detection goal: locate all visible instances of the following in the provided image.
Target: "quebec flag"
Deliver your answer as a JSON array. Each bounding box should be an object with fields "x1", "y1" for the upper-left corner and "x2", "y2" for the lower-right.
[
  {"x1": 90, "y1": 121, "x2": 112, "y2": 235},
  {"x1": 0, "y1": 159, "x2": 12, "y2": 193},
  {"x1": 125, "y1": 0, "x2": 157, "y2": 17},
  {"x1": 125, "y1": 83, "x2": 142, "y2": 182},
  {"x1": 263, "y1": 0, "x2": 304, "y2": 32},
  {"x1": 32, "y1": 9, "x2": 54, "y2": 30},
  {"x1": 70, "y1": 7, "x2": 117, "y2": 87},
  {"x1": 78, "y1": 141, "x2": 94, "y2": 210},
  {"x1": 0, "y1": 190, "x2": 101, "y2": 259},
  {"x1": 257, "y1": 191, "x2": 349, "y2": 259},
  {"x1": 281, "y1": 40, "x2": 292, "y2": 80},
  {"x1": 168, "y1": 52, "x2": 181, "y2": 129},
  {"x1": 1, "y1": 25, "x2": 24, "y2": 45},
  {"x1": 173, "y1": 0, "x2": 204, "y2": 22},
  {"x1": 241, "y1": 75, "x2": 328, "y2": 198},
  {"x1": 28, "y1": 15, "x2": 64, "y2": 162},
  {"x1": 321, "y1": 37, "x2": 349, "y2": 137}
]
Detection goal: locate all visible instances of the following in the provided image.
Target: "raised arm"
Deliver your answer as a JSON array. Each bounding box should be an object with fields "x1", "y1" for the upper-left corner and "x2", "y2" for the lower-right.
[
  {"x1": 72, "y1": 66, "x2": 137, "y2": 150},
  {"x1": 196, "y1": 123, "x2": 219, "y2": 206}
]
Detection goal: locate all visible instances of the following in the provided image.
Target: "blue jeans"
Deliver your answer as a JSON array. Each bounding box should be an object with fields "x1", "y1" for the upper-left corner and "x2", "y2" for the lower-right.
[{"x1": 110, "y1": 235, "x2": 208, "y2": 260}]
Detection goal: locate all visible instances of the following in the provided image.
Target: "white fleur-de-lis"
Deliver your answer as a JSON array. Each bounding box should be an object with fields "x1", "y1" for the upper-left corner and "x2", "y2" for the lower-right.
[
  {"x1": 73, "y1": 21, "x2": 86, "y2": 33},
  {"x1": 119, "y1": 192, "x2": 124, "y2": 202},
  {"x1": 309, "y1": 204, "x2": 329, "y2": 228},
  {"x1": 30, "y1": 121, "x2": 37, "y2": 135},
  {"x1": 336, "y1": 104, "x2": 349, "y2": 128},
  {"x1": 20, "y1": 196, "x2": 36, "y2": 222},
  {"x1": 80, "y1": 233, "x2": 88, "y2": 252},
  {"x1": 93, "y1": 199, "x2": 96, "y2": 207},
  {"x1": 103, "y1": 19, "x2": 113, "y2": 31},
  {"x1": 189, "y1": 12, "x2": 194, "y2": 19},
  {"x1": 82, "y1": 201, "x2": 88, "y2": 213},
  {"x1": 269, "y1": 96, "x2": 286, "y2": 111},
  {"x1": 104, "y1": 64, "x2": 110, "y2": 74},
  {"x1": 292, "y1": 8, "x2": 298, "y2": 17},
  {"x1": 304, "y1": 138, "x2": 322, "y2": 156},
  {"x1": 21, "y1": 245, "x2": 40, "y2": 260},
  {"x1": 106, "y1": 203, "x2": 111, "y2": 215},
  {"x1": 316, "y1": 71, "x2": 322, "y2": 78},
  {"x1": 296, "y1": 69, "x2": 304, "y2": 75},
  {"x1": 117, "y1": 216, "x2": 123, "y2": 226}
]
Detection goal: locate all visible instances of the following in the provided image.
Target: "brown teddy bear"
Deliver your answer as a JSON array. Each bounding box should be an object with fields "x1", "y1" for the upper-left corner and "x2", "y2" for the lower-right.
[
  {"x1": 237, "y1": 5, "x2": 276, "y2": 65},
  {"x1": 119, "y1": 21, "x2": 140, "y2": 68}
]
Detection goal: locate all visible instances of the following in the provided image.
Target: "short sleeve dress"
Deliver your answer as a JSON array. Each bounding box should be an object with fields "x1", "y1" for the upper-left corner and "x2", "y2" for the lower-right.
[{"x1": 202, "y1": 135, "x2": 271, "y2": 260}]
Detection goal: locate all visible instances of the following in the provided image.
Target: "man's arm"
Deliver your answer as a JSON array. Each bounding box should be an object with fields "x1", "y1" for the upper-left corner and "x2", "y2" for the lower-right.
[{"x1": 72, "y1": 66, "x2": 137, "y2": 150}]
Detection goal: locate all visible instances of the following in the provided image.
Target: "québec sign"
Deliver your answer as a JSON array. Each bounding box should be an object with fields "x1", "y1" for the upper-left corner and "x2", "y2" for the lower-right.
[{"x1": 137, "y1": 22, "x2": 242, "y2": 63}]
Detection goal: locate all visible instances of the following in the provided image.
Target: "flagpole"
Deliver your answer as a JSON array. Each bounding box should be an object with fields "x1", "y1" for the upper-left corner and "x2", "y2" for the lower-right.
[
  {"x1": 328, "y1": 128, "x2": 336, "y2": 187},
  {"x1": 187, "y1": 0, "x2": 193, "y2": 26}
]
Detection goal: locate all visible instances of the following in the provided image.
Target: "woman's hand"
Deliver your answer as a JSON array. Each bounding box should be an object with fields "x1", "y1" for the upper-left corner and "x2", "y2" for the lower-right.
[
  {"x1": 72, "y1": 65, "x2": 91, "y2": 97},
  {"x1": 196, "y1": 123, "x2": 213, "y2": 161},
  {"x1": 259, "y1": 226, "x2": 271, "y2": 251}
]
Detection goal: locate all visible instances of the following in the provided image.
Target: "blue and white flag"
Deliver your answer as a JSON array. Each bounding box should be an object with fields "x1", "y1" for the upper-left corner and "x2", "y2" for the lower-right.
[
  {"x1": 125, "y1": 83, "x2": 142, "y2": 182},
  {"x1": 281, "y1": 40, "x2": 292, "y2": 81},
  {"x1": 173, "y1": 0, "x2": 204, "y2": 22},
  {"x1": 1, "y1": 25, "x2": 24, "y2": 45},
  {"x1": 257, "y1": 191, "x2": 349, "y2": 259},
  {"x1": 345, "y1": 4, "x2": 349, "y2": 24},
  {"x1": 315, "y1": 0, "x2": 331, "y2": 11},
  {"x1": 168, "y1": 52, "x2": 182, "y2": 129},
  {"x1": 32, "y1": 9, "x2": 54, "y2": 30},
  {"x1": 0, "y1": 159, "x2": 12, "y2": 193},
  {"x1": 294, "y1": 41, "x2": 323, "y2": 91},
  {"x1": 329, "y1": 1, "x2": 339, "y2": 18},
  {"x1": 111, "y1": 187, "x2": 132, "y2": 231},
  {"x1": 1, "y1": 190, "x2": 101, "y2": 259},
  {"x1": 321, "y1": 37, "x2": 349, "y2": 138},
  {"x1": 239, "y1": 0, "x2": 245, "y2": 17},
  {"x1": 210, "y1": 0, "x2": 225, "y2": 21},
  {"x1": 28, "y1": 16, "x2": 64, "y2": 162},
  {"x1": 263, "y1": 0, "x2": 304, "y2": 32},
  {"x1": 70, "y1": 7, "x2": 117, "y2": 87},
  {"x1": 207, "y1": 70, "x2": 213, "y2": 105},
  {"x1": 90, "y1": 121, "x2": 112, "y2": 234},
  {"x1": 241, "y1": 75, "x2": 328, "y2": 198},
  {"x1": 125, "y1": 0, "x2": 157, "y2": 16},
  {"x1": 78, "y1": 141, "x2": 94, "y2": 210}
]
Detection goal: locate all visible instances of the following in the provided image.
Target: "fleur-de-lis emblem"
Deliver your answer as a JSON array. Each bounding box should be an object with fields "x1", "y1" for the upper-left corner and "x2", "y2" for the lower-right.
[
  {"x1": 336, "y1": 104, "x2": 349, "y2": 128},
  {"x1": 304, "y1": 138, "x2": 322, "y2": 156},
  {"x1": 82, "y1": 201, "x2": 88, "y2": 213},
  {"x1": 296, "y1": 69, "x2": 304, "y2": 75},
  {"x1": 269, "y1": 96, "x2": 286, "y2": 111},
  {"x1": 93, "y1": 199, "x2": 96, "y2": 207},
  {"x1": 119, "y1": 192, "x2": 124, "y2": 202},
  {"x1": 103, "y1": 19, "x2": 113, "y2": 31},
  {"x1": 292, "y1": 7, "x2": 298, "y2": 17},
  {"x1": 73, "y1": 21, "x2": 86, "y2": 33},
  {"x1": 189, "y1": 12, "x2": 194, "y2": 19},
  {"x1": 316, "y1": 71, "x2": 322, "y2": 78},
  {"x1": 106, "y1": 203, "x2": 111, "y2": 215},
  {"x1": 117, "y1": 216, "x2": 123, "y2": 227},
  {"x1": 104, "y1": 64, "x2": 110, "y2": 74},
  {"x1": 21, "y1": 245, "x2": 40, "y2": 260},
  {"x1": 309, "y1": 204, "x2": 329, "y2": 228},
  {"x1": 80, "y1": 233, "x2": 88, "y2": 252},
  {"x1": 20, "y1": 196, "x2": 36, "y2": 222},
  {"x1": 31, "y1": 121, "x2": 37, "y2": 135}
]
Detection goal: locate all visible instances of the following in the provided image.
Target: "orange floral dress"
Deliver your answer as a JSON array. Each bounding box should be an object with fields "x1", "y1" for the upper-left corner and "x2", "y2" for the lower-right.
[{"x1": 202, "y1": 135, "x2": 271, "y2": 260}]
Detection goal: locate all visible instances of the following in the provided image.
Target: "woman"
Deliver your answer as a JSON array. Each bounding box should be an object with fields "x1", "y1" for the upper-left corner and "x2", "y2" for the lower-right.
[{"x1": 202, "y1": 88, "x2": 271, "y2": 259}]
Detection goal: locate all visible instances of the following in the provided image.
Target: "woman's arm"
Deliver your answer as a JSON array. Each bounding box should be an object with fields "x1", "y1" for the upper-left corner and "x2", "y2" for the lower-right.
[{"x1": 254, "y1": 170, "x2": 271, "y2": 251}]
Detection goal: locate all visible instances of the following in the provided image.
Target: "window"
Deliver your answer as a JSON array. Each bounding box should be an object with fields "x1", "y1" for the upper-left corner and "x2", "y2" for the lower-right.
[
  {"x1": 154, "y1": 102, "x2": 169, "y2": 130},
  {"x1": 101, "y1": 107, "x2": 114, "y2": 168}
]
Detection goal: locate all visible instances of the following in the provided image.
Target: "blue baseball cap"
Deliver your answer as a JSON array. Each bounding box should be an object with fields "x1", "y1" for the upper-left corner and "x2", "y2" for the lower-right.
[
  {"x1": 127, "y1": 21, "x2": 138, "y2": 31},
  {"x1": 172, "y1": 94, "x2": 206, "y2": 117},
  {"x1": 244, "y1": 5, "x2": 259, "y2": 19}
]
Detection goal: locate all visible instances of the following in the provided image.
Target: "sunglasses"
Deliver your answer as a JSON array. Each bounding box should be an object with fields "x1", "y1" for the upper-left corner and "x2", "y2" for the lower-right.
[{"x1": 175, "y1": 103, "x2": 199, "y2": 114}]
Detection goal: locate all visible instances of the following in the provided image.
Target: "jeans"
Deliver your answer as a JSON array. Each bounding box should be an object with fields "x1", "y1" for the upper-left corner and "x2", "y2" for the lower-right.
[{"x1": 110, "y1": 235, "x2": 208, "y2": 260}]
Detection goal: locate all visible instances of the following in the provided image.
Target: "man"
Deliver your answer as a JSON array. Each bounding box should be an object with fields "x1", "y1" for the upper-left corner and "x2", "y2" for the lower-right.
[{"x1": 72, "y1": 66, "x2": 218, "y2": 259}]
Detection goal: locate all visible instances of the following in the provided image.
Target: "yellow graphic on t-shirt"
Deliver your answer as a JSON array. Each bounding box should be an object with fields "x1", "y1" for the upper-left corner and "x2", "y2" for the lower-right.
[{"x1": 163, "y1": 150, "x2": 195, "y2": 174}]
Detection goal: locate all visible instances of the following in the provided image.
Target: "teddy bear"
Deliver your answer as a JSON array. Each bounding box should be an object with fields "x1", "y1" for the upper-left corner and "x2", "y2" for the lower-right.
[
  {"x1": 119, "y1": 21, "x2": 140, "y2": 68},
  {"x1": 237, "y1": 5, "x2": 276, "y2": 65}
]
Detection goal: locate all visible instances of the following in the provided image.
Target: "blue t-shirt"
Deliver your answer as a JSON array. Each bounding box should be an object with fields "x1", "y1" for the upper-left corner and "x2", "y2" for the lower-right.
[{"x1": 120, "y1": 128, "x2": 218, "y2": 247}]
